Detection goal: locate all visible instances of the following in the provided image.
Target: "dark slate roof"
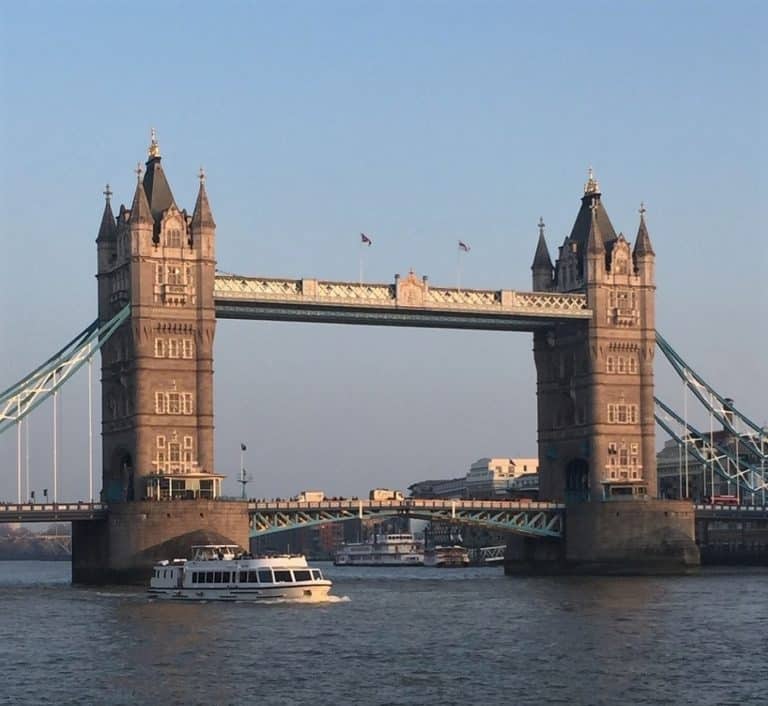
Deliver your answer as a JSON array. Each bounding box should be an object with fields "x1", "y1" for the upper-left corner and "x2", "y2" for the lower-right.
[
  {"x1": 568, "y1": 193, "x2": 617, "y2": 247},
  {"x1": 586, "y1": 204, "x2": 605, "y2": 254},
  {"x1": 191, "y1": 181, "x2": 216, "y2": 229},
  {"x1": 531, "y1": 231, "x2": 553, "y2": 271},
  {"x1": 142, "y1": 156, "x2": 177, "y2": 222},
  {"x1": 129, "y1": 179, "x2": 153, "y2": 225},
  {"x1": 96, "y1": 199, "x2": 116, "y2": 241},
  {"x1": 633, "y1": 213, "x2": 655, "y2": 257}
]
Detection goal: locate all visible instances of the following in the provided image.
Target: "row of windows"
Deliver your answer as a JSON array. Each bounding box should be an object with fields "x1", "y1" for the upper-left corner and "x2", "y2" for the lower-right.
[
  {"x1": 191, "y1": 569, "x2": 318, "y2": 584},
  {"x1": 155, "y1": 392, "x2": 194, "y2": 415},
  {"x1": 607, "y1": 404, "x2": 639, "y2": 424},
  {"x1": 606, "y1": 356, "x2": 638, "y2": 374},
  {"x1": 155, "y1": 263, "x2": 193, "y2": 285},
  {"x1": 154, "y1": 337, "x2": 195, "y2": 359},
  {"x1": 157, "y1": 435, "x2": 193, "y2": 449},
  {"x1": 609, "y1": 289, "x2": 637, "y2": 310}
]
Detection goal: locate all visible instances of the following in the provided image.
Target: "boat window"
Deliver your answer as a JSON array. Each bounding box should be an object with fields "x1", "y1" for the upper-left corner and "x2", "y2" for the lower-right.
[
  {"x1": 248, "y1": 571, "x2": 258, "y2": 583},
  {"x1": 258, "y1": 570, "x2": 272, "y2": 583},
  {"x1": 222, "y1": 571, "x2": 230, "y2": 583},
  {"x1": 239, "y1": 571, "x2": 248, "y2": 583},
  {"x1": 311, "y1": 570, "x2": 322, "y2": 580},
  {"x1": 192, "y1": 573, "x2": 198, "y2": 584},
  {"x1": 274, "y1": 570, "x2": 293, "y2": 583},
  {"x1": 213, "y1": 571, "x2": 222, "y2": 583},
  {"x1": 293, "y1": 570, "x2": 311, "y2": 582},
  {"x1": 206, "y1": 571, "x2": 214, "y2": 583}
]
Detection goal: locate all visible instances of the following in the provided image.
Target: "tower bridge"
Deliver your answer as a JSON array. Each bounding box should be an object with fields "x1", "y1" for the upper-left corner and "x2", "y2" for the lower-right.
[{"x1": 5, "y1": 135, "x2": 765, "y2": 581}]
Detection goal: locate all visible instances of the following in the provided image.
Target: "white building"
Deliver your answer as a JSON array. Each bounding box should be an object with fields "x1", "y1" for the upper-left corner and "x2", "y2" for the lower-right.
[{"x1": 464, "y1": 457, "x2": 539, "y2": 498}]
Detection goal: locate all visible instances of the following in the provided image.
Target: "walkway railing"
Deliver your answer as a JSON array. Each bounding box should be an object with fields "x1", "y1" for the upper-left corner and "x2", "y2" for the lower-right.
[
  {"x1": 248, "y1": 498, "x2": 565, "y2": 538},
  {"x1": 0, "y1": 502, "x2": 108, "y2": 522}
]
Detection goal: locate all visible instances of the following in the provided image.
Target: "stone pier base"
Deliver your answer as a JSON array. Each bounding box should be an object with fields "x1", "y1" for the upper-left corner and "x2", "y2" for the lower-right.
[
  {"x1": 505, "y1": 499, "x2": 700, "y2": 575},
  {"x1": 72, "y1": 500, "x2": 250, "y2": 585}
]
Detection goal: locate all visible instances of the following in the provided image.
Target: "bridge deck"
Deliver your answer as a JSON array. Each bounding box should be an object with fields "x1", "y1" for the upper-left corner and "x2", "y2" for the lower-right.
[
  {"x1": 0, "y1": 502, "x2": 107, "y2": 522},
  {"x1": 248, "y1": 498, "x2": 566, "y2": 538},
  {"x1": 214, "y1": 274, "x2": 591, "y2": 330}
]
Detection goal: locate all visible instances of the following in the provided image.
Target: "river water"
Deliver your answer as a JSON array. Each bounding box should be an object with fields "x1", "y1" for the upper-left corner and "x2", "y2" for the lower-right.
[{"x1": 0, "y1": 562, "x2": 765, "y2": 706}]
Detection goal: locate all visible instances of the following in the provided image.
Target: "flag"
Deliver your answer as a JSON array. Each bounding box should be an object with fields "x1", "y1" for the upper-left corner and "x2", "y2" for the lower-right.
[
  {"x1": 240, "y1": 443, "x2": 247, "y2": 451},
  {"x1": 458, "y1": 240, "x2": 471, "y2": 252},
  {"x1": 360, "y1": 233, "x2": 373, "y2": 246}
]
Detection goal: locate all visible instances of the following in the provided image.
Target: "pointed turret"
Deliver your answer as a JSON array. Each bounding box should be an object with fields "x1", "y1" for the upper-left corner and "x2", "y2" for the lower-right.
[
  {"x1": 586, "y1": 198, "x2": 605, "y2": 255},
  {"x1": 129, "y1": 165, "x2": 153, "y2": 225},
  {"x1": 567, "y1": 168, "x2": 617, "y2": 248},
  {"x1": 142, "y1": 129, "x2": 177, "y2": 221},
  {"x1": 531, "y1": 217, "x2": 553, "y2": 290},
  {"x1": 96, "y1": 184, "x2": 116, "y2": 242},
  {"x1": 191, "y1": 168, "x2": 216, "y2": 229},
  {"x1": 633, "y1": 202, "x2": 655, "y2": 257}
]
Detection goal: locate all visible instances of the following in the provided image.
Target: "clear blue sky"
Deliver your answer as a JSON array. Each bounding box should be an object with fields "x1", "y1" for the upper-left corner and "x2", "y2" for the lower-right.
[{"x1": 0, "y1": 1, "x2": 765, "y2": 500}]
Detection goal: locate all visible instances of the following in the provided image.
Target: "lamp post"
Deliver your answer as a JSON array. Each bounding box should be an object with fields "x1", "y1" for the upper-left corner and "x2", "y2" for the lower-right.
[{"x1": 239, "y1": 443, "x2": 248, "y2": 500}]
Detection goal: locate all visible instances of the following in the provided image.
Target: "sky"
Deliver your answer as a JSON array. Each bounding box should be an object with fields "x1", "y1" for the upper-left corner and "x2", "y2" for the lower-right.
[{"x1": 0, "y1": 1, "x2": 765, "y2": 501}]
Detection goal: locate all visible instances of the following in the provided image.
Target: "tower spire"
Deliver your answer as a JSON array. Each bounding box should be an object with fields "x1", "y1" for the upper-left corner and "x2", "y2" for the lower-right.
[
  {"x1": 96, "y1": 183, "x2": 116, "y2": 241},
  {"x1": 191, "y1": 166, "x2": 216, "y2": 229},
  {"x1": 584, "y1": 166, "x2": 600, "y2": 196},
  {"x1": 633, "y1": 201, "x2": 655, "y2": 256},
  {"x1": 148, "y1": 128, "x2": 160, "y2": 159},
  {"x1": 130, "y1": 166, "x2": 153, "y2": 225},
  {"x1": 586, "y1": 198, "x2": 605, "y2": 255},
  {"x1": 531, "y1": 217, "x2": 553, "y2": 269}
]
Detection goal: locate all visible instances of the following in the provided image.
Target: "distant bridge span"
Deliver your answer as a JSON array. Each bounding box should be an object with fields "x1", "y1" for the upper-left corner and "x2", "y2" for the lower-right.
[{"x1": 247, "y1": 498, "x2": 566, "y2": 538}]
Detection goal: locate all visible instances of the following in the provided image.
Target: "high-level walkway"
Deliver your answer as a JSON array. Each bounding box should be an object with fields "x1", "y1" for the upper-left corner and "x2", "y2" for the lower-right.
[{"x1": 214, "y1": 273, "x2": 591, "y2": 330}]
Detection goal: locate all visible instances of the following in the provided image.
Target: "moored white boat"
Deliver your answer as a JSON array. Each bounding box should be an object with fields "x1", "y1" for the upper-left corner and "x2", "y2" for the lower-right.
[
  {"x1": 148, "y1": 545, "x2": 333, "y2": 601},
  {"x1": 334, "y1": 533, "x2": 424, "y2": 566}
]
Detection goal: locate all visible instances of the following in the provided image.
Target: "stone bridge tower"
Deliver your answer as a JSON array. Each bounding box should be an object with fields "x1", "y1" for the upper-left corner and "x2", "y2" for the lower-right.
[
  {"x1": 531, "y1": 171, "x2": 657, "y2": 503},
  {"x1": 96, "y1": 132, "x2": 221, "y2": 503}
]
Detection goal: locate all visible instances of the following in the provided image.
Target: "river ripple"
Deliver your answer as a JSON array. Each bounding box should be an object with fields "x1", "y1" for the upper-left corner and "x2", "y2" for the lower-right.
[{"x1": 0, "y1": 562, "x2": 765, "y2": 705}]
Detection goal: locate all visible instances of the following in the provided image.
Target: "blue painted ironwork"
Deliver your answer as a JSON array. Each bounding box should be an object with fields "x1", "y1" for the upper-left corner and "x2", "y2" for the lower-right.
[
  {"x1": 248, "y1": 498, "x2": 564, "y2": 538},
  {"x1": 0, "y1": 305, "x2": 130, "y2": 433},
  {"x1": 655, "y1": 396, "x2": 767, "y2": 495},
  {"x1": 656, "y1": 332, "x2": 767, "y2": 461}
]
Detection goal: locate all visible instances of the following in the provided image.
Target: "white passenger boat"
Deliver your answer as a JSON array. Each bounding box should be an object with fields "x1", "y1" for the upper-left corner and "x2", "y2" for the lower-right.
[
  {"x1": 424, "y1": 545, "x2": 470, "y2": 568},
  {"x1": 334, "y1": 533, "x2": 424, "y2": 566},
  {"x1": 148, "y1": 545, "x2": 332, "y2": 601}
]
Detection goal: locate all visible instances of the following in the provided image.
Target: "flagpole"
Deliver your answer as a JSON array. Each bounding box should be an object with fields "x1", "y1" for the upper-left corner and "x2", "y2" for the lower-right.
[{"x1": 359, "y1": 243, "x2": 363, "y2": 284}]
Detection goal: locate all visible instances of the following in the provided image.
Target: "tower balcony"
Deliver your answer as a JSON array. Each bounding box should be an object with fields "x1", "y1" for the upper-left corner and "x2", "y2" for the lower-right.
[{"x1": 160, "y1": 283, "x2": 188, "y2": 305}]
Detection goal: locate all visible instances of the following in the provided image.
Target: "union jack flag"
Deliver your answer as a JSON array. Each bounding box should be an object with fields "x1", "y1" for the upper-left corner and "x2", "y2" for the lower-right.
[
  {"x1": 360, "y1": 233, "x2": 373, "y2": 246},
  {"x1": 458, "y1": 240, "x2": 471, "y2": 252}
]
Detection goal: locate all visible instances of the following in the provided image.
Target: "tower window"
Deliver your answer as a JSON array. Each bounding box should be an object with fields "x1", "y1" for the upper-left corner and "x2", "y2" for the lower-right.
[
  {"x1": 154, "y1": 338, "x2": 165, "y2": 358},
  {"x1": 182, "y1": 338, "x2": 194, "y2": 359},
  {"x1": 167, "y1": 229, "x2": 182, "y2": 248},
  {"x1": 606, "y1": 356, "x2": 615, "y2": 374},
  {"x1": 155, "y1": 392, "x2": 167, "y2": 415}
]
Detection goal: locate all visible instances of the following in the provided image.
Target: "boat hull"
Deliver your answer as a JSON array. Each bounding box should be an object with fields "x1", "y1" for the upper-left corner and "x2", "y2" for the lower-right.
[{"x1": 148, "y1": 581, "x2": 333, "y2": 602}]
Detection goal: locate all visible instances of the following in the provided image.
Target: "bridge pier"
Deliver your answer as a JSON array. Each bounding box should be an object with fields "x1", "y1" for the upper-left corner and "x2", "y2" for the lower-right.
[
  {"x1": 504, "y1": 499, "x2": 699, "y2": 575},
  {"x1": 72, "y1": 500, "x2": 249, "y2": 584}
]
